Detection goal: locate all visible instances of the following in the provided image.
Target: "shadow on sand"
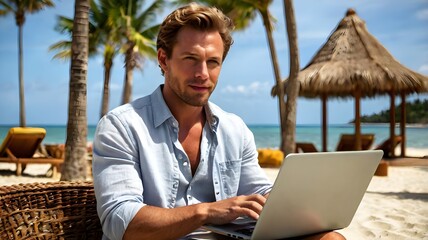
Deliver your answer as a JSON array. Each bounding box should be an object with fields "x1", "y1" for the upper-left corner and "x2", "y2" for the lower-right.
[
  {"x1": 366, "y1": 191, "x2": 428, "y2": 201},
  {"x1": 0, "y1": 169, "x2": 51, "y2": 178}
]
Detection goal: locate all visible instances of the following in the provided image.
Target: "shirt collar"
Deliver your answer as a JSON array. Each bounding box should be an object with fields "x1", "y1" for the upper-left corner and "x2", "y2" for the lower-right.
[
  {"x1": 151, "y1": 84, "x2": 219, "y2": 131},
  {"x1": 151, "y1": 85, "x2": 174, "y2": 128},
  {"x1": 204, "y1": 103, "x2": 219, "y2": 132}
]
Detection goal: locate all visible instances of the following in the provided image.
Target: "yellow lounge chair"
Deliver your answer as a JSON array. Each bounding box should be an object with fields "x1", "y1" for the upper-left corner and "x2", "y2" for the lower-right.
[
  {"x1": 336, "y1": 133, "x2": 375, "y2": 151},
  {"x1": 0, "y1": 127, "x2": 63, "y2": 177}
]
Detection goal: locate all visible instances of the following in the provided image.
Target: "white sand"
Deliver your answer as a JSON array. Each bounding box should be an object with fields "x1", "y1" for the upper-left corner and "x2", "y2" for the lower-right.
[
  {"x1": 401, "y1": 147, "x2": 428, "y2": 158},
  {"x1": 0, "y1": 163, "x2": 59, "y2": 185},
  {"x1": 337, "y1": 166, "x2": 428, "y2": 239},
  {"x1": 1, "y1": 148, "x2": 428, "y2": 239}
]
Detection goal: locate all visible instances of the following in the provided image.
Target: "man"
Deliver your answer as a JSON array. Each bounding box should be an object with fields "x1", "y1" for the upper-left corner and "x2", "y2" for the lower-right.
[{"x1": 92, "y1": 3, "x2": 344, "y2": 240}]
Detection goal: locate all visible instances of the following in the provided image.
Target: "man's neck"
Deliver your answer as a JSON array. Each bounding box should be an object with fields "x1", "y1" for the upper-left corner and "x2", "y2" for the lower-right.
[
  {"x1": 175, "y1": 105, "x2": 205, "y2": 130},
  {"x1": 161, "y1": 86, "x2": 205, "y2": 128}
]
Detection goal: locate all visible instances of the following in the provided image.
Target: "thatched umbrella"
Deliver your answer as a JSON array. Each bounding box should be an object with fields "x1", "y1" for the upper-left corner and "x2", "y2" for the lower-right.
[{"x1": 274, "y1": 9, "x2": 428, "y2": 156}]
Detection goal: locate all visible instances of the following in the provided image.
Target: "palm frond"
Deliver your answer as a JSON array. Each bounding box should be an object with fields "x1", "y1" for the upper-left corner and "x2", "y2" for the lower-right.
[
  {"x1": 136, "y1": 0, "x2": 165, "y2": 29},
  {"x1": 54, "y1": 16, "x2": 74, "y2": 35},
  {"x1": 48, "y1": 40, "x2": 72, "y2": 60}
]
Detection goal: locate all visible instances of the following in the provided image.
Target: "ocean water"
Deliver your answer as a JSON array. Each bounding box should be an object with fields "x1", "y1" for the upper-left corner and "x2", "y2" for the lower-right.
[
  {"x1": 1, "y1": 124, "x2": 427, "y2": 151},
  {"x1": 251, "y1": 124, "x2": 428, "y2": 150}
]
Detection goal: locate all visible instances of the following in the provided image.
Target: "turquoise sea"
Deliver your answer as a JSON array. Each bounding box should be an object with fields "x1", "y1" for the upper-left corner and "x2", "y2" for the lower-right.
[{"x1": 1, "y1": 124, "x2": 427, "y2": 151}]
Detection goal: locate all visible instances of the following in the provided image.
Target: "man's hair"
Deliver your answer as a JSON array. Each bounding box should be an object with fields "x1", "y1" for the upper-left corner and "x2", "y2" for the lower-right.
[{"x1": 157, "y1": 3, "x2": 234, "y2": 68}]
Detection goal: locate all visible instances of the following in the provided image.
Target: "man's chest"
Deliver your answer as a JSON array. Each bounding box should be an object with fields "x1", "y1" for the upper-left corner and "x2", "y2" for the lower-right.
[{"x1": 180, "y1": 128, "x2": 202, "y2": 175}]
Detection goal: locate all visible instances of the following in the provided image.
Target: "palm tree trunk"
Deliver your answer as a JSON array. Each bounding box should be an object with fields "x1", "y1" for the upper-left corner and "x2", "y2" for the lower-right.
[
  {"x1": 283, "y1": 0, "x2": 300, "y2": 155},
  {"x1": 18, "y1": 24, "x2": 26, "y2": 127},
  {"x1": 61, "y1": 0, "x2": 90, "y2": 181},
  {"x1": 100, "y1": 57, "x2": 112, "y2": 118},
  {"x1": 122, "y1": 41, "x2": 135, "y2": 104},
  {"x1": 260, "y1": 10, "x2": 287, "y2": 153}
]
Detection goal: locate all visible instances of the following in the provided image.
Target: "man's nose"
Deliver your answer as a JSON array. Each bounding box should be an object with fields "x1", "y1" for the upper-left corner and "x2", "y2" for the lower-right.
[{"x1": 194, "y1": 61, "x2": 209, "y2": 80}]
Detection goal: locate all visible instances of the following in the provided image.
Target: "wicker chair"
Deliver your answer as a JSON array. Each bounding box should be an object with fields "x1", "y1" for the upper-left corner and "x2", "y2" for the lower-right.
[{"x1": 0, "y1": 181, "x2": 103, "y2": 239}]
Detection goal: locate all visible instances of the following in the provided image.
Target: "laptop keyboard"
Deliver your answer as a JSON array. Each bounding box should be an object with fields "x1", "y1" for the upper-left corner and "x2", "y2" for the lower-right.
[{"x1": 235, "y1": 226, "x2": 255, "y2": 236}]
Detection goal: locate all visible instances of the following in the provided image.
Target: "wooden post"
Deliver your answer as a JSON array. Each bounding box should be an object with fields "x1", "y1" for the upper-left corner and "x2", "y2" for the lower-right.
[
  {"x1": 400, "y1": 92, "x2": 406, "y2": 157},
  {"x1": 355, "y1": 90, "x2": 362, "y2": 150},
  {"x1": 389, "y1": 92, "x2": 396, "y2": 158},
  {"x1": 322, "y1": 95, "x2": 328, "y2": 152}
]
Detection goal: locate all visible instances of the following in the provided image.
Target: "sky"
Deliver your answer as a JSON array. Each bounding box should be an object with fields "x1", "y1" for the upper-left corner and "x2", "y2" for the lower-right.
[{"x1": 0, "y1": 0, "x2": 427, "y2": 126}]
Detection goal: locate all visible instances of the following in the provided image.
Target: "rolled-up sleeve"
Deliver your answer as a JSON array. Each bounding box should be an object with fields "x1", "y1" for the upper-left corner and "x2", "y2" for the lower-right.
[{"x1": 92, "y1": 114, "x2": 146, "y2": 240}]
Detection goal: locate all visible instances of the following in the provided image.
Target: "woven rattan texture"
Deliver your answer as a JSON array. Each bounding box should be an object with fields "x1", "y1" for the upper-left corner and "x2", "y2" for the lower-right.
[{"x1": 0, "y1": 181, "x2": 102, "y2": 239}]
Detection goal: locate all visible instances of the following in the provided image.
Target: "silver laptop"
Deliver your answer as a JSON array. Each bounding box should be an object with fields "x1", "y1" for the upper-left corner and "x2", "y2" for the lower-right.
[{"x1": 203, "y1": 150, "x2": 383, "y2": 239}]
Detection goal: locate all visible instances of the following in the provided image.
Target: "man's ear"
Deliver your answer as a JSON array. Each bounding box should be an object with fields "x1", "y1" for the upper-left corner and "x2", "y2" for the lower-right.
[{"x1": 158, "y1": 49, "x2": 168, "y2": 73}]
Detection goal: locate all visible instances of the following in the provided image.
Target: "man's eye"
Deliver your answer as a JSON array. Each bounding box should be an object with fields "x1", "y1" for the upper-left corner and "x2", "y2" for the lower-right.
[
  {"x1": 184, "y1": 56, "x2": 196, "y2": 61},
  {"x1": 208, "y1": 60, "x2": 220, "y2": 67}
]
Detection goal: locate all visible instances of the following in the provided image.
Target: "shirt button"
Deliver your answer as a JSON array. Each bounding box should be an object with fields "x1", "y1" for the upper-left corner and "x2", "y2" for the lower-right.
[
  {"x1": 183, "y1": 161, "x2": 188, "y2": 166},
  {"x1": 178, "y1": 154, "x2": 183, "y2": 160},
  {"x1": 216, "y1": 192, "x2": 220, "y2": 195}
]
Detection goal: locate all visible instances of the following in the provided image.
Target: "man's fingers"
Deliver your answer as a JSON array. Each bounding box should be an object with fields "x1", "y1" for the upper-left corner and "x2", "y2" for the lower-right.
[
  {"x1": 232, "y1": 194, "x2": 267, "y2": 217},
  {"x1": 238, "y1": 199, "x2": 264, "y2": 215},
  {"x1": 204, "y1": 194, "x2": 268, "y2": 224}
]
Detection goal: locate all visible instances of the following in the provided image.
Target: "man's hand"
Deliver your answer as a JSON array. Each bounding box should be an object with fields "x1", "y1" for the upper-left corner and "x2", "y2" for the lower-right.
[
  {"x1": 123, "y1": 194, "x2": 267, "y2": 240},
  {"x1": 199, "y1": 194, "x2": 267, "y2": 225}
]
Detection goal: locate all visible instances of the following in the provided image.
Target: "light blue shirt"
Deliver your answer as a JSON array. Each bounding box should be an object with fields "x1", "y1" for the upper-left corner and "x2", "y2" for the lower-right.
[{"x1": 92, "y1": 85, "x2": 272, "y2": 240}]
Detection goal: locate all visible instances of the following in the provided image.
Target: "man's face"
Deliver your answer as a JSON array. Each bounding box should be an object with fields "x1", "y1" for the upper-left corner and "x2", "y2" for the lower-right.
[{"x1": 159, "y1": 26, "x2": 224, "y2": 107}]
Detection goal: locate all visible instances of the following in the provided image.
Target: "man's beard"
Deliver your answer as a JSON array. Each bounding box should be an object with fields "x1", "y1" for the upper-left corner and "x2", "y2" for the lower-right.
[{"x1": 167, "y1": 74, "x2": 215, "y2": 107}]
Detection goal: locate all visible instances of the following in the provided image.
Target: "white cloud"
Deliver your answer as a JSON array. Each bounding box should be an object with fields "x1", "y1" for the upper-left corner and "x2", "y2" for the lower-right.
[
  {"x1": 416, "y1": 9, "x2": 428, "y2": 20},
  {"x1": 221, "y1": 81, "x2": 270, "y2": 96},
  {"x1": 419, "y1": 64, "x2": 428, "y2": 74}
]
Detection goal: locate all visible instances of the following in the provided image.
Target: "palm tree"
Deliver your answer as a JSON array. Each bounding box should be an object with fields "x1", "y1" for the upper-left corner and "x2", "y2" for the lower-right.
[
  {"x1": 175, "y1": 0, "x2": 288, "y2": 153},
  {"x1": 0, "y1": 0, "x2": 54, "y2": 127},
  {"x1": 93, "y1": 0, "x2": 118, "y2": 117},
  {"x1": 51, "y1": 0, "x2": 163, "y2": 120},
  {"x1": 283, "y1": 0, "x2": 300, "y2": 155},
  {"x1": 61, "y1": 0, "x2": 90, "y2": 181},
  {"x1": 104, "y1": 0, "x2": 164, "y2": 104},
  {"x1": 250, "y1": 0, "x2": 288, "y2": 154},
  {"x1": 50, "y1": 0, "x2": 119, "y2": 119}
]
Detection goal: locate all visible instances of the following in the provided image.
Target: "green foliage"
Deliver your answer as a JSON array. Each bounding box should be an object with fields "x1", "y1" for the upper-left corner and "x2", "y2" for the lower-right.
[{"x1": 356, "y1": 99, "x2": 428, "y2": 124}]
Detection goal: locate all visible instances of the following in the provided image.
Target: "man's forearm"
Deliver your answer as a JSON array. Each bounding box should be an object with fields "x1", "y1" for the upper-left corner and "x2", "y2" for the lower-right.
[
  {"x1": 123, "y1": 194, "x2": 266, "y2": 240},
  {"x1": 123, "y1": 204, "x2": 208, "y2": 240}
]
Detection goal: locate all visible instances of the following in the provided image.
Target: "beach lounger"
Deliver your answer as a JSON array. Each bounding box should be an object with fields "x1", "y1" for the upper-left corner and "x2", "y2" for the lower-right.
[
  {"x1": 375, "y1": 136, "x2": 402, "y2": 158},
  {"x1": 336, "y1": 133, "x2": 375, "y2": 151},
  {"x1": 295, "y1": 142, "x2": 319, "y2": 153},
  {"x1": 295, "y1": 134, "x2": 375, "y2": 153},
  {"x1": 0, "y1": 127, "x2": 63, "y2": 177}
]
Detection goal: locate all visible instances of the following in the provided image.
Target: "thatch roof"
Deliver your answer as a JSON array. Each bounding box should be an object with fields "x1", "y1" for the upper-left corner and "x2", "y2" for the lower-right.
[{"x1": 273, "y1": 9, "x2": 428, "y2": 98}]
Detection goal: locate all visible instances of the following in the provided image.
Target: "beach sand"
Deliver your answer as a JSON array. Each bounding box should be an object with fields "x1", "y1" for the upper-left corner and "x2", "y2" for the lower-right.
[{"x1": 1, "y1": 149, "x2": 427, "y2": 239}]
